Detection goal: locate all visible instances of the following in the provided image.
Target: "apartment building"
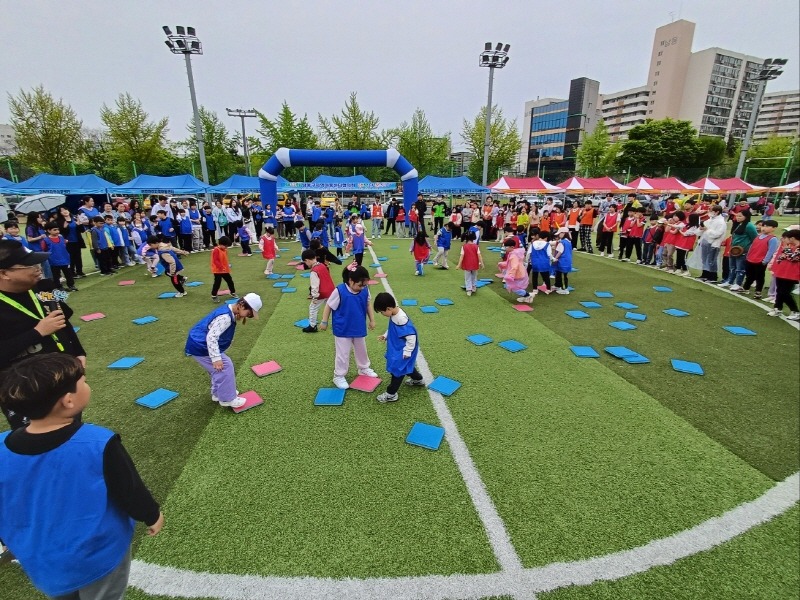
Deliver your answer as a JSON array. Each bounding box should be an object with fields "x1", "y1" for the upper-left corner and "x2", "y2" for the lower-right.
[
  {"x1": 754, "y1": 90, "x2": 800, "y2": 141},
  {"x1": 599, "y1": 86, "x2": 651, "y2": 142}
]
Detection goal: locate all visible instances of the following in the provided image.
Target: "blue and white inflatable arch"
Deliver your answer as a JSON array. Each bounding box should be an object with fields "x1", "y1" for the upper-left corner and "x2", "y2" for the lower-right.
[{"x1": 258, "y1": 148, "x2": 418, "y2": 219}]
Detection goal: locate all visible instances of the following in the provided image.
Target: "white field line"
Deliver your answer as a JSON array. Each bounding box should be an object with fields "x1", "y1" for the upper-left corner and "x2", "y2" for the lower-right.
[{"x1": 130, "y1": 473, "x2": 799, "y2": 599}]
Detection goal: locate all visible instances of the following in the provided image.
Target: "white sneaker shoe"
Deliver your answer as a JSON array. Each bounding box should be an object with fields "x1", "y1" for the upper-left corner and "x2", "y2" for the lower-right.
[
  {"x1": 730, "y1": 285, "x2": 742, "y2": 292},
  {"x1": 767, "y1": 309, "x2": 781, "y2": 317},
  {"x1": 218, "y1": 396, "x2": 247, "y2": 408},
  {"x1": 377, "y1": 392, "x2": 398, "y2": 403},
  {"x1": 333, "y1": 376, "x2": 349, "y2": 389},
  {"x1": 555, "y1": 288, "x2": 569, "y2": 295},
  {"x1": 358, "y1": 367, "x2": 378, "y2": 378},
  {"x1": 787, "y1": 312, "x2": 800, "y2": 321},
  {"x1": 599, "y1": 252, "x2": 604, "y2": 257},
  {"x1": 718, "y1": 281, "x2": 731, "y2": 288}
]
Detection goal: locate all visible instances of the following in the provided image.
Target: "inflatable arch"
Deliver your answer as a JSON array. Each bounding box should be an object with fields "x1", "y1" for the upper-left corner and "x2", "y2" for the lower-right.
[{"x1": 258, "y1": 148, "x2": 418, "y2": 220}]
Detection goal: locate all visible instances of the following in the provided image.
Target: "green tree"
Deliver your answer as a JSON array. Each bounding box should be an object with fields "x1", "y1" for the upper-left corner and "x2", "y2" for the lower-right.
[
  {"x1": 696, "y1": 136, "x2": 726, "y2": 169},
  {"x1": 76, "y1": 129, "x2": 117, "y2": 182},
  {"x1": 395, "y1": 109, "x2": 450, "y2": 178},
  {"x1": 615, "y1": 118, "x2": 701, "y2": 177},
  {"x1": 182, "y1": 107, "x2": 238, "y2": 184},
  {"x1": 100, "y1": 93, "x2": 170, "y2": 180},
  {"x1": 255, "y1": 102, "x2": 319, "y2": 181},
  {"x1": 745, "y1": 136, "x2": 798, "y2": 187},
  {"x1": 8, "y1": 85, "x2": 83, "y2": 174},
  {"x1": 318, "y1": 92, "x2": 384, "y2": 177},
  {"x1": 576, "y1": 120, "x2": 618, "y2": 177},
  {"x1": 461, "y1": 105, "x2": 521, "y2": 184}
]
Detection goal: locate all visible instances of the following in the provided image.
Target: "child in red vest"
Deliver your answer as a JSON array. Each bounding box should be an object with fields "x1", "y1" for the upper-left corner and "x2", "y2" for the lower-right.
[
  {"x1": 767, "y1": 228, "x2": 800, "y2": 320},
  {"x1": 258, "y1": 226, "x2": 277, "y2": 275},
  {"x1": 740, "y1": 220, "x2": 780, "y2": 299},
  {"x1": 301, "y1": 249, "x2": 335, "y2": 332},
  {"x1": 410, "y1": 231, "x2": 431, "y2": 276},
  {"x1": 598, "y1": 205, "x2": 619, "y2": 257},
  {"x1": 457, "y1": 230, "x2": 484, "y2": 296}
]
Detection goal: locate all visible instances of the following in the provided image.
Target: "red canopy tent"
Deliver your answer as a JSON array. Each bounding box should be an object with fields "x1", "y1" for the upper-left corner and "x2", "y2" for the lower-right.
[
  {"x1": 689, "y1": 177, "x2": 765, "y2": 193},
  {"x1": 488, "y1": 176, "x2": 563, "y2": 194},
  {"x1": 555, "y1": 176, "x2": 632, "y2": 193},
  {"x1": 769, "y1": 181, "x2": 799, "y2": 193},
  {"x1": 627, "y1": 177, "x2": 699, "y2": 193}
]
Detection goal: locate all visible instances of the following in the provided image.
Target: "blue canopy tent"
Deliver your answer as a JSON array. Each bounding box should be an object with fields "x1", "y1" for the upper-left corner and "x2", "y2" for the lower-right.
[
  {"x1": 208, "y1": 174, "x2": 291, "y2": 194},
  {"x1": 0, "y1": 176, "x2": 14, "y2": 192},
  {"x1": 0, "y1": 173, "x2": 115, "y2": 195},
  {"x1": 418, "y1": 175, "x2": 489, "y2": 195},
  {"x1": 110, "y1": 174, "x2": 209, "y2": 195}
]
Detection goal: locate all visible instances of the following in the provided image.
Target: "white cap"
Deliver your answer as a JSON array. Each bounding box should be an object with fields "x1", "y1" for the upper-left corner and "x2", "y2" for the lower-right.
[
  {"x1": 242, "y1": 293, "x2": 262, "y2": 318},
  {"x1": 557, "y1": 227, "x2": 570, "y2": 234}
]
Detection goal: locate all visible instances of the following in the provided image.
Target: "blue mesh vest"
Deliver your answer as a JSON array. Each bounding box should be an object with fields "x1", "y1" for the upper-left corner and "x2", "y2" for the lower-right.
[
  {"x1": 0, "y1": 424, "x2": 135, "y2": 597},
  {"x1": 332, "y1": 283, "x2": 368, "y2": 338},
  {"x1": 556, "y1": 238, "x2": 573, "y2": 272},
  {"x1": 185, "y1": 305, "x2": 236, "y2": 356}
]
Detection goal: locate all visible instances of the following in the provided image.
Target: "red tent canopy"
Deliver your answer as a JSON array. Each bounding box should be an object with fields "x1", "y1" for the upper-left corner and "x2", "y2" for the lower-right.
[
  {"x1": 555, "y1": 176, "x2": 632, "y2": 193},
  {"x1": 488, "y1": 176, "x2": 563, "y2": 193},
  {"x1": 628, "y1": 177, "x2": 700, "y2": 193},
  {"x1": 689, "y1": 177, "x2": 765, "y2": 193}
]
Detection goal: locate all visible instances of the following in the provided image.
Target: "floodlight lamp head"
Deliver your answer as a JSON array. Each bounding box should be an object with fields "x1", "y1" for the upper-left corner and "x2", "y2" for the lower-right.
[
  {"x1": 495, "y1": 42, "x2": 503, "y2": 51},
  {"x1": 190, "y1": 41, "x2": 201, "y2": 51},
  {"x1": 773, "y1": 58, "x2": 788, "y2": 65},
  {"x1": 485, "y1": 42, "x2": 492, "y2": 51},
  {"x1": 164, "y1": 40, "x2": 174, "y2": 50},
  {"x1": 187, "y1": 26, "x2": 196, "y2": 36},
  {"x1": 175, "y1": 39, "x2": 186, "y2": 50},
  {"x1": 503, "y1": 43, "x2": 510, "y2": 53},
  {"x1": 502, "y1": 56, "x2": 510, "y2": 65},
  {"x1": 176, "y1": 25, "x2": 185, "y2": 35},
  {"x1": 162, "y1": 25, "x2": 172, "y2": 35}
]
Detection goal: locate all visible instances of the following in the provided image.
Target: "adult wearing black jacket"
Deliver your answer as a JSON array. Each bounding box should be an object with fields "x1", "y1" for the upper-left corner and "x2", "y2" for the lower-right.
[
  {"x1": 414, "y1": 193, "x2": 428, "y2": 235},
  {"x1": 0, "y1": 240, "x2": 86, "y2": 429},
  {"x1": 384, "y1": 199, "x2": 397, "y2": 236}
]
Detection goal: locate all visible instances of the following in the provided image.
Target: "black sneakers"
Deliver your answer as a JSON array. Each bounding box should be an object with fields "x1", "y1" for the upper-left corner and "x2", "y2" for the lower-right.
[{"x1": 302, "y1": 325, "x2": 318, "y2": 333}]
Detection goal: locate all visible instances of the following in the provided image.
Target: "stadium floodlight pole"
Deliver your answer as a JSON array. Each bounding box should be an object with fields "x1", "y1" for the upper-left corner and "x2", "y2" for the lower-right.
[
  {"x1": 735, "y1": 58, "x2": 787, "y2": 179},
  {"x1": 226, "y1": 108, "x2": 257, "y2": 176},
  {"x1": 163, "y1": 25, "x2": 210, "y2": 200},
  {"x1": 479, "y1": 42, "x2": 510, "y2": 188}
]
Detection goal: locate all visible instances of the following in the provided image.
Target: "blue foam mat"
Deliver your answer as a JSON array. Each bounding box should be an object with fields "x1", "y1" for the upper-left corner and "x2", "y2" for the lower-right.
[
  {"x1": 594, "y1": 291, "x2": 614, "y2": 298},
  {"x1": 401, "y1": 299, "x2": 418, "y2": 306},
  {"x1": 723, "y1": 326, "x2": 756, "y2": 336},
  {"x1": 498, "y1": 340, "x2": 527, "y2": 353},
  {"x1": 294, "y1": 319, "x2": 310, "y2": 328},
  {"x1": 663, "y1": 308, "x2": 689, "y2": 317},
  {"x1": 314, "y1": 388, "x2": 346, "y2": 406},
  {"x1": 427, "y1": 376, "x2": 461, "y2": 396},
  {"x1": 609, "y1": 321, "x2": 637, "y2": 331},
  {"x1": 566, "y1": 310, "x2": 590, "y2": 319},
  {"x1": 406, "y1": 422, "x2": 445, "y2": 451},
  {"x1": 132, "y1": 316, "x2": 158, "y2": 325},
  {"x1": 136, "y1": 388, "x2": 178, "y2": 409},
  {"x1": 420, "y1": 306, "x2": 439, "y2": 314},
  {"x1": 108, "y1": 357, "x2": 144, "y2": 369},
  {"x1": 273, "y1": 282, "x2": 288, "y2": 288},
  {"x1": 671, "y1": 359, "x2": 705, "y2": 375},
  {"x1": 605, "y1": 346, "x2": 638, "y2": 358},
  {"x1": 653, "y1": 286, "x2": 673, "y2": 292},
  {"x1": 580, "y1": 301, "x2": 602, "y2": 308},
  {"x1": 435, "y1": 298, "x2": 454, "y2": 306},
  {"x1": 625, "y1": 312, "x2": 647, "y2": 321},
  {"x1": 281, "y1": 287, "x2": 297, "y2": 293},
  {"x1": 467, "y1": 334, "x2": 493, "y2": 346},
  {"x1": 158, "y1": 292, "x2": 176, "y2": 299},
  {"x1": 615, "y1": 302, "x2": 638, "y2": 309},
  {"x1": 185, "y1": 281, "x2": 204, "y2": 287},
  {"x1": 266, "y1": 274, "x2": 282, "y2": 280},
  {"x1": 570, "y1": 346, "x2": 600, "y2": 358}
]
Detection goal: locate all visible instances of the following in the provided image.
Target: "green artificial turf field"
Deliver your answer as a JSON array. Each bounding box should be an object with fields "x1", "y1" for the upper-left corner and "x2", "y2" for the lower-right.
[{"x1": 1, "y1": 230, "x2": 798, "y2": 600}]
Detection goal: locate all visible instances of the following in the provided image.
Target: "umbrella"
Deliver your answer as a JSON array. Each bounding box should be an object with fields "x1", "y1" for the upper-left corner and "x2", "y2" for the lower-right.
[{"x1": 12, "y1": 193, "x2": 66, "y2": 214}]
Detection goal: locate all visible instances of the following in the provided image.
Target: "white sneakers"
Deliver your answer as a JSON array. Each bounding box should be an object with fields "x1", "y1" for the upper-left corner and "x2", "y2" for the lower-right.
[
  {"x1": 767, "y1": 309, "x2": 781, "y2": 317},
  {"x1": 718, "y1": 281, "x2": 731, "y2": 287},
  {"x1": 555, "y1": 288, "x2": 570, "y2": 295},
  {"x1": 358, "y1": 367, "x2": 378, "y2": 378},
  {"x1": 788, "y1": 312, "x2": 800, "y2": 321},
  {"x1": 376, "y1": 392, "x2": 398, "y2": 403},
  {"x1": 218, "y1": 396, "x2": 247, "y2": 408},
  {"x1": 730, "y1": 285, "x2": 743, "y2": 292},
  {"x1": 333, "y1": 376, "x2": 349, "y2": 389}
]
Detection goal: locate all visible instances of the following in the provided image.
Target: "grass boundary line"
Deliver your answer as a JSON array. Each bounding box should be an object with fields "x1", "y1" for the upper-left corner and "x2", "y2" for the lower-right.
[{"x1": 127, "y1": 472, "x2": 799, "y2": 599}]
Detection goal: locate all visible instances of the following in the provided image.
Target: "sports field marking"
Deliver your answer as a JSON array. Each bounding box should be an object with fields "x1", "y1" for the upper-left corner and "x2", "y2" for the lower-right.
[{"x1": 129, "y1": 473, "x2": 799, "y2": 599}]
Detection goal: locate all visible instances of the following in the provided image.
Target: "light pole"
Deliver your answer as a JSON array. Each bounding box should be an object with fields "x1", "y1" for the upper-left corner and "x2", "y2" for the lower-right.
[
  {"x1": 735, "y1": 58, "x2": 787, "y2": 179},
  {"x1": 163, "y1": 25, "x2": 210, "y2": 196},
  {"x1": 479, "y1": 42, "x2": 510, "y2": 187},
  {"x1": 226, "y1": 108, "x2": 257, "y2": 176}
]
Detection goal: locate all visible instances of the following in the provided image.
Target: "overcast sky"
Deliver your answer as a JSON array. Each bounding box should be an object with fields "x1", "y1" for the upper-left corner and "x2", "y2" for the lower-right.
[{"x1": 1, "y1": 0, "x2": 797, "y2": 152}]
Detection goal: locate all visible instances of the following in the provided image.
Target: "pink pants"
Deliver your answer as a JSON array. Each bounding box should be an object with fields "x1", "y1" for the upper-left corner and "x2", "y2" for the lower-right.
[{"x1": 333, "y1": 336, "x2": 370, "y2": 377}]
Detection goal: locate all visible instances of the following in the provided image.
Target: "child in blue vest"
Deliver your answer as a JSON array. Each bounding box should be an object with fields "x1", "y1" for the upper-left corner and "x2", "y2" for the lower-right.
[
  {"x1": 141, "y1": 235, "x2": 160, "y2": 277},
  {"x1": 351, "y1": 223, "x2": 371, "y2": 266},
  {"x1": 157, "y1": 239, "x2": 189, "y2": 296},
  {"x1": 553, "y1": 227, "x2": 574, "y2": 295},
  {"x1": 333, "y1": 219, "x2": 345, "y2": 257},
  {"x1": 185, "y1": 293, "x2": 262, "y2": 408},
  {"x1": 188, "y1": 204, "x2": 203, "y2": 251},
  {"x1": 297, "y1": 223, "x2": 311, "y2": 251},
  {"x1": 156, "y1": 210, "x2": 175, "y2": 244},
  {"x1": 2, "y1": 221, "x2": 26, "y2": 244},
  {"x1": 177, "y1": 208, "x2": 193, "y2": 253},
  {"x1": 520, "y1": 228, "x2": 553, "y2": 301},
  {"x1": 102, "y1": 215, "x2": 122, "y2": 270},
  {"x1": 90, "y1": 216, "x2": 114, "y2": 275},
  {"x1": 0, "y1": 354, "x2": 163, "y2": 599},
  {"x1": 373, "y1": 292, "x2": 424, "y2": 403},
  {"x1": 44, "y1": 222, "x2": 77, "y2": 291},
  {"x1": 318, "y1": 264, "x2": 377, "y2": 389},
  {"x1": 116, "y1": 216, "x2": 137, "y2": 266},
  {"x1": 432, "y1": 222, "x2": 453, "y2": 269},
  {"x1": 236, "y1": 223, "x2": 253, "y2": 256},
  {"x1": 202, "y1": 205, "x2": 217, "y2": 250}
]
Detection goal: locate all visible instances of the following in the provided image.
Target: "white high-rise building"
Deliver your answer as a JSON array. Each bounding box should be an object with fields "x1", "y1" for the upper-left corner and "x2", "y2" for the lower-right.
[
  {"x1": 0, "y1": 124, "x2": 15, "y2": 156},
  {"x1": 754, "y1": 90, "x2": 800, "y2": 141},
  {"x1": 599, "y1": 86, "x2": 651, "y2": 142}
]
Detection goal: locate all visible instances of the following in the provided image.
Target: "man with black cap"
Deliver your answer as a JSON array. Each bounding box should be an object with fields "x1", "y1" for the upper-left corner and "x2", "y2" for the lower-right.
[{"x1": 0, "y1": 240, "x2": 86, "y2": 429}]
